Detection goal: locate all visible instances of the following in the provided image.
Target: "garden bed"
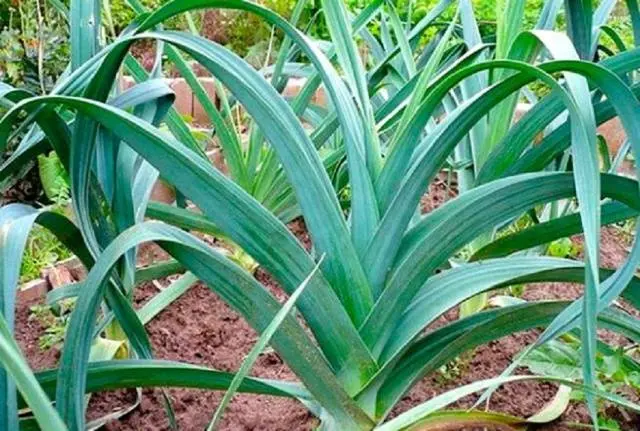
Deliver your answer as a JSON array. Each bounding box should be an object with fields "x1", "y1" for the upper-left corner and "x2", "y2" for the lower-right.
[
  {"x1": 15, "y1": 188, "x2": 640, "y2": 430},
  {"x1": 4, "y1": 1, "x2": 640, "y2": 429}
]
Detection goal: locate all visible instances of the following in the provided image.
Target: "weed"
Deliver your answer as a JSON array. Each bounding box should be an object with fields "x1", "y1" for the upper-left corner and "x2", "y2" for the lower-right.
[
  {"x1": 29, "y1": 302, "x2": 72, "y2": 351},
  {"x1": 435, "y1": 351, "x2": 473, "y2": 386},
  {"x1": 548, "y1": 237, "x2": 582, "y2": 259},
  {"x1": 20, "y1": 224, "x2": 72, "y2": 284}
]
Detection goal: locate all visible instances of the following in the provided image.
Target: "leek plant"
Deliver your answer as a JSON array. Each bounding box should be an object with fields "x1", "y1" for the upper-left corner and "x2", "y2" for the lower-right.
[
  {"x1": 2, "y1": 1, "x2": 640, "y2": 430},
  {"x1": 365, "y1": 0, "x2": 640, "y2": 317}
]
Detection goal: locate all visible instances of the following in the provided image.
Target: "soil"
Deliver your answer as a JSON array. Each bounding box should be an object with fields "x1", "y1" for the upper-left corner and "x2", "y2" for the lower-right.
[
  {"x1": 15, "y1": 195, "x2": 640, "y2": 430},
  {"x1": 17, "y1": 294, "x2": 61, "y2": 371},
  {"x1": 91, "y1": 279, "x2": 314, "y2": 430},
  {"x1": 1, "y1": 164, "x2": 43, "y2": 206}
]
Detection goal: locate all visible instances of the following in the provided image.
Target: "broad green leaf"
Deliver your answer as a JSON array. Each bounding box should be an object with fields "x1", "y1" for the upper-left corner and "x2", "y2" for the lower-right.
[
  {"x1": 380, "y1": 256, "x2": 583, "y2": 364},
  {"x1": 70, "y1": 0, "x2": 100, "y2": 70},
  {"x1": 29, "y1": 359, "x2": 310, "y2": 406},
  {"x1": 472, "y1": 202, "x2": 637, "y2": 261},
  {"x1": 385, "y1": 1, "x2": 416, "y2": 77},
  {"x1": 479, "y1": 49, "x2": 640, "y2": 183},
  {"x1": 477, "y1": 0, "x2": 525, "y2": 168},
  {"x1": 564, "y1": 0, "x2": 593, "y2": 59}
]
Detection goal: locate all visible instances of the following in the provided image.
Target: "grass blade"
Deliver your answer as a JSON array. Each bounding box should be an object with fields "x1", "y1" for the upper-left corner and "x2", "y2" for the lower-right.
[{"x1": 136, "y1": 272, "x2": 199, "y2": 325}]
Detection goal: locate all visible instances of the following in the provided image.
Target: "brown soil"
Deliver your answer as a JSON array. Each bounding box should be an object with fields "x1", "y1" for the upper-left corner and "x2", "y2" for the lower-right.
[
  {"x1": 130, "y1": 40, "x2": 158, "y2": 74},
  {"x1": 17, "y1": 294, "x2": 61, "y2": 371},
  {"x1": 92, "y1": 280, "x2": 314, "y2": 430},
  {"x1": 420, "y1": 172, "x2": 458, "y2": 214},
  {"x1": 15, "y1": 201, "x2": 640, "y2": 430},
  {"x1": 1, "y1": 164, "x2": 43, "y2": 206}
]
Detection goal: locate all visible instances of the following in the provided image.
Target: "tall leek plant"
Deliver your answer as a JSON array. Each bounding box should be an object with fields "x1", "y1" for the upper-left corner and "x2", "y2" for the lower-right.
[{"x1": 2, "y1": 1, "x2": 640, "y2": 430}]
